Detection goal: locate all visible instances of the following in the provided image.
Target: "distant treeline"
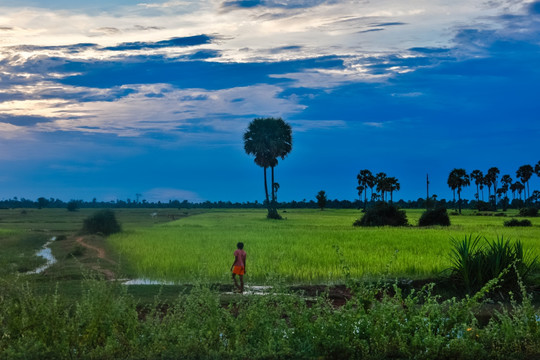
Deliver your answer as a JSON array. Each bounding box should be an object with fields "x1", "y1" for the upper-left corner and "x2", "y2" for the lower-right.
[{"x1": 0, "y1": 196, "x2": 536, "y2": 210}]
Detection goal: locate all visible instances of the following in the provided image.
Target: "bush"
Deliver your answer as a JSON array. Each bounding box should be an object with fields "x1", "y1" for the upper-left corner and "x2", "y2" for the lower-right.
[
  {"x1": 82, "y1": 210, "x2": 121, "y2": 236},
  {"x1": 353, "y1": 202, "x2": 408, "y2": 227},
  {"x1": 476, "y1": 200, "x2": 496, "y2": 211},
  {"x1": 418, "y1": 207, "x2": 450, "y2": 227},
  {"x1": 449, "y1": 235, "x2": 538, "y2": 295},
  {"x1": 519, "y1": 207, "x2": 538, "y2": 217},
  {"x1": 504, "y1": 219, "x2": 532, "y2": 227}
]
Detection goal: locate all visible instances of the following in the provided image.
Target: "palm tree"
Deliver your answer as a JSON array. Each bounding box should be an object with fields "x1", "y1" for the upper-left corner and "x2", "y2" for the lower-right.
[
  {"x1": 535, "y1": 161, "x2": 540, "y2": 178},
  {"x1": 243, "y1": 117, "x2": 292, "y2": 217},
  {"x1": 500, "y1": 175, "x2": 512, "y2": 210},
  {"x1": 470, "y1": 170, "x2": 483, "y2": 201},
  {"x1": 486, "y1": 167, "x2": 500, "y2": 208},
  {"x1": 357, "y1": 169, "x2": 374, "y2": 210},
  {"x1": 516, "y1": 164, "x2": 533, "y2": 203},
  {"x1": 375, "y1": 172, "x2": 388, "y2": 202},
  {"x1": 448, "y1": 168, "x2": 470, "y2": 214},
  {"x1": 387, "y1": 177, "x2": 400, "y2": 204}
]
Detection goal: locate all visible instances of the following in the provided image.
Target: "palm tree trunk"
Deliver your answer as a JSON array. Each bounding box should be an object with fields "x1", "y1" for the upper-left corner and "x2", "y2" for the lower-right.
[
  {"x1": 271, "y1": 166, "x2": 275, "y2": 205},
  {"x1": 458, "y1": 188, "x2": 462, "y2": 214},
  {"x1": 364, "y1": 188, "x2": 367, "y2": 211},
  {"x1": 263, "y1": 167, "x2": 269, "y2": 207}
]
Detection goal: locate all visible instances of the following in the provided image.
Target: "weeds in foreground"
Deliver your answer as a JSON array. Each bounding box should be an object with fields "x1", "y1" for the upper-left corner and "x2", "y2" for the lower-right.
[{"x1": 1, "y1": 274, "x2": 540, "y2": 359}]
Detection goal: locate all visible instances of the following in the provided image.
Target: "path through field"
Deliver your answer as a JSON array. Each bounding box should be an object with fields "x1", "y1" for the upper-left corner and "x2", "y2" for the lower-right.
[{"x1": 76, "y1": 236, "x2": 116, "y2": 279}]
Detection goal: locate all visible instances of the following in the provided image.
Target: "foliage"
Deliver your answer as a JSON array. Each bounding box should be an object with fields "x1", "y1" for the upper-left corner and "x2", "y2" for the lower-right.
[
  {"x1": 418, "y1": 207, "x2": 451, "y2": 227},
  {"x1": 504, "y1": 219, "x2": 532, "y2": 227},
  {"x1": 519, "y1": 207, "x2": 538, "y2": 217},
  {"x1": 1, "y1": 277, "x2": 540, "y2": 359},
  {"x1": 449, "y1": 235, "x2": 538, "y2": 295},
  {"x1": 82, "y1": 210, "x2": 122, "y2": 236},
  {"x1": 353, "y1": 202, "x2": 408, "y2": 227},
  {"x1": 66, "y1": 200, "x2": 80, "y2": 212},
  {"x1": 476, "y1": 200, "x2": 496, "y2": 212},
  {"x1": 316, "y1": 190, "x2": 327, "y2": 211}
]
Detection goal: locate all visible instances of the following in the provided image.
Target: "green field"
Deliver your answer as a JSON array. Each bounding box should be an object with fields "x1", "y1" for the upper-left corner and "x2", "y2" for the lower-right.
[{"x1": 108, "y1": 208, "x2": 540, "y2": 284}]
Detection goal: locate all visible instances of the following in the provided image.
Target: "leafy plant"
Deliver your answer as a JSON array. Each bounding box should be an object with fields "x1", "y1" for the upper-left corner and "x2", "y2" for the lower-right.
[
  {"x1": 353, "y1": 202, "x2": 408, "y2": 227},
  {"x1": 449, "y1": 235, "x2": 538, "y2": 295},
  {"x1": 82, "y1": 210, "x2": 122, "y2": 236},
  {"x1": 519, "y1": 207, "x2": 538, "y2": 217},
  {"x1": 504, "y1": 219, "x2": 532, "y2": 227},
  {"x1": 418, "y1": 207, "x2": 450, "y2": 226}
]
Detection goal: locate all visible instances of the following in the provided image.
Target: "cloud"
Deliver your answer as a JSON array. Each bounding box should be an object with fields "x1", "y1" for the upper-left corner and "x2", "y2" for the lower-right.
[
  {"x1": 103, "y1": 34, "x2": 213, "y2": 51},
  {"x1": 0, "y1": 115, "x2": 54, "y2": 126}
]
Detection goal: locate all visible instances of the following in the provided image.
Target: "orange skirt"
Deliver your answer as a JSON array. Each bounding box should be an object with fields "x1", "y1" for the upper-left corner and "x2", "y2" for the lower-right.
[{"x1": 232, "y1": 266, "x2": 245, "y2": 275}]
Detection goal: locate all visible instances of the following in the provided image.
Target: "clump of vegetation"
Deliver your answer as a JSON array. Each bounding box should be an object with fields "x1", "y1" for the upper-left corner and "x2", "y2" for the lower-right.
[
  {"x1": 66, "y1": 245, "x2": 86, "y2": 258},
  {"x1": 66, "y1": 200, "x2": 80, "y2": 212},
  {"x1": 353, "y1": 202, "x2": 408, "y2": 227},
  {"x1": 449, "y1": 235, "x2": 538, "y2": 295},
  {"x1": 519, "y1": 207, "x2": 538, "y2": 217},
  {"x1": 418, "y1": 207, "x2": 450, "y2": 226},
  {"x1": 55, "y1": 235, "x2": 67, "y2": 241},
  {"x1": 82, "y1": 210, "x2": 121, "y2": 236},
  {"x1": 476, "y1": 200, "x2": 496, "y2": 212},
  {"x1": 504, "y1": 219, "x2": 532, "y2": 227},
  {"x1": 2, "y1": 278, "x2": 540, "y2": 359}
]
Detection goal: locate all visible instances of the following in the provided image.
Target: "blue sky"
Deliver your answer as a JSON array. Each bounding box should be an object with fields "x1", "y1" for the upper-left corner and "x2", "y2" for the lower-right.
[{"x1": 0, "y1": 0, "x2": 539, "y2": 203}]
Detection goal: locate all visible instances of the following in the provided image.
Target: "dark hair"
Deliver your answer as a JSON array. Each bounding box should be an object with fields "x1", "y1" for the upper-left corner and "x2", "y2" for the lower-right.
[{"x1": 237, "y1": 242, "x2": 244, "y2": 249}]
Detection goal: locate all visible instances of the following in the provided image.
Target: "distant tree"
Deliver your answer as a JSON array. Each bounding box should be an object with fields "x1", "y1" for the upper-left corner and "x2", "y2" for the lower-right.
[
  {"x1": 375, "y1": 172, "x2": 388, "y2": 201},
  {"x1": 447, "y1": 168, "x2": 470, "y2": 214},
  {"x1": 316, "y1": 190, "x2": 327, "y2": 211},
  {"x1": 37, "y1": 197, "x2": 49, "y2": 209},
  {"x1": 357, "y1": 169, "x2": 374, "y2": 211},
  {"x1": 514, "y1": 181, "x2": 525, "y2": 201},
  {"x1": 486, "y1": 167, "x2": 500, "y2": 208},
  {"x1": 67, "y1": 200, "x2": 80, "y2": 212},
  {"x1": 244, "y1": 117, "x2": 292, "y2": 219},
  {"x1": 516, "y1": 164, "x2": 534, "y2": 203},
  {"x1": 535, "y1": 161, "x2": 540, "y2": 178},
  {"x1": 387, "y1": 177, "x2": 400, "y2": 204},
  {"x1": 470, "y1": 170, "x2": 484, "y2": 201}
]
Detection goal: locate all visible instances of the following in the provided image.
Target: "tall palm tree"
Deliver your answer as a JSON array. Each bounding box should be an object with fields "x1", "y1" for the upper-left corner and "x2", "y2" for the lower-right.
[
  {"x1": 535, "y1": 161, "x2": 540, "y2": 178},
  {"x1": 470, "y1": 170, "x2": 483, "y2": 201},
  {"x1": 486, "y1": 167, "x2": 500, "y2": 207},
  {"x1": 387, "y1": 177, "x2": 400, "y2": 204},
  {"x1": 243, "y1": 117, "x2": 292, "y2": 217},
  {"x1": 448, "y1": 168, "x2": 470, "y2": 214},
  {"x1": 375, "y1": 172, "x2": 388, "y2": 202},
  {"x1": 357, "y1": 169, "x2": 374, "y2": 210},
  {"x1": 516, "y1": 164, "x2": 533, "y2": 202}
]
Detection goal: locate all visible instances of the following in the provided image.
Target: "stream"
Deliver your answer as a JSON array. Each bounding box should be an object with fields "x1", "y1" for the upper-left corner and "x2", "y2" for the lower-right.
[{"x1": 27, "y1": 236, "x2": 57, "y2": 274}]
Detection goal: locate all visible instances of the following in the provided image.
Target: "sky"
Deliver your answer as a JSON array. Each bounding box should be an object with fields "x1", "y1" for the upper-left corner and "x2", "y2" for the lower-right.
[{"x1": 0, "y1": 0, "x2": 539, "y2": 203}]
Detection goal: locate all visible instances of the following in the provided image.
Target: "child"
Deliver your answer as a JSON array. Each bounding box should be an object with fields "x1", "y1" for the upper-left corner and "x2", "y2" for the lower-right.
[{"x1": 231, "y1": 242, "x2": 246, "y2": 293}]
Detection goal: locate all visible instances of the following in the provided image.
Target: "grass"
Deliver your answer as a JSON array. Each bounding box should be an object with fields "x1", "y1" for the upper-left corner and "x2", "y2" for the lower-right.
[{"x1": 108, "y1": 208, "x2": 540, "y2": 284}]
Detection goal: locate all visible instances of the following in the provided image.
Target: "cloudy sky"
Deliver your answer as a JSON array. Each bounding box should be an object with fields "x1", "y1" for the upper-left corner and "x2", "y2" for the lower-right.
[{"x1": 0, "y1": 0, "x2": 539, "y2": 203}]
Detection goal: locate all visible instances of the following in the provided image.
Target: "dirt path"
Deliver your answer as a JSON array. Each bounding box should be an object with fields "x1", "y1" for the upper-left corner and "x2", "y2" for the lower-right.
[
  {"x1": 76, "y1": 236, "x2": 117, "y2": 280},
  {"x1": 76, "y1": 236, "x2": 106, "y2": 259}
]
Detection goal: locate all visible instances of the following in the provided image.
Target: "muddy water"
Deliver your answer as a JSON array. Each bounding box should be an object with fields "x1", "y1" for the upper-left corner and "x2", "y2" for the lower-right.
[{"x1": 27, "y1": 236, "x2": 57, "y2": 274}]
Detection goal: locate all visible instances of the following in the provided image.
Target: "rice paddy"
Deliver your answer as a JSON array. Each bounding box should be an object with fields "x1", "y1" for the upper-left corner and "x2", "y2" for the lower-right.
[{"x1": 107, "y1": 208, "x2": 540, "y2": 283}]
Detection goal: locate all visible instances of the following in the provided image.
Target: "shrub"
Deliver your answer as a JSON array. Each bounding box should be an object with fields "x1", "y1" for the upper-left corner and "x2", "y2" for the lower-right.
[
  {"x1": 66, "y1": 200, "x2": 79, "y2": 212},
  {"x1": 476, "y1": 200, "x2": 496, "y2": 211},
  {"x1": 449, "y1": 235, "x2": 538, "y2": 295},
  {"x1": 519, "y1": 207, "x2": 538, "y2": 217},
  {"x1": 82, "y1": 210, "x2": 121, "y2": 236},
  {"x1": 418, "y1": 207, "x2": 450, "y2": 226},
  {"x1": 504, "y1": 219, "x2": 532, "y2": 227},
  {"x1": 353, "y1": 202, "x2": 408, "y2": 227}
]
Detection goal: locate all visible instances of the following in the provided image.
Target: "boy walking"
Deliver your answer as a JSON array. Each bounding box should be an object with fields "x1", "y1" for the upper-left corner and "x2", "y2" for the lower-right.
[{"x1": 231, "y1": 242, "x2": 246, "y2": 293}]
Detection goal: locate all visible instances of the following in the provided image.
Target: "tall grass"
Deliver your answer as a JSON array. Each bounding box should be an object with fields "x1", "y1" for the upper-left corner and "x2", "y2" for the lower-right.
[
  {"x1": 108, "y1": 209, "x2": 540, "y2": 283},
  {"x1": 1, "y1": 277, "x2": 539, "y2": 359}
]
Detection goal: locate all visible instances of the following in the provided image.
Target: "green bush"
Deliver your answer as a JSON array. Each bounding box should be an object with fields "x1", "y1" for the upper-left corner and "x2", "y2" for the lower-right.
[
  {"x1": 449, "y1": 235, "x2": 538, "y2": 295},
  {"x1": 519, "y1": 207, "x2": 538, "y2": 217},
  {"x1": 353, "y1": 202, "x2": 408, "y2": 227},
  {"x1": 504, "y1": 219, "x2": 532, "y2": 227},
  {"x1": 418, "y1": 207, "x2": 450, "y2": 227},
  {"x1": 82, "y1": 210, "x2": 121, "y2": 236}
]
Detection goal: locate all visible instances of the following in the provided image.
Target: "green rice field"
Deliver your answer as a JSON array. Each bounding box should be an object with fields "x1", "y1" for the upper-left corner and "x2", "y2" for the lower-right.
[{"x1": 108, "y1": 209, "x2": 540, "y2": 284}]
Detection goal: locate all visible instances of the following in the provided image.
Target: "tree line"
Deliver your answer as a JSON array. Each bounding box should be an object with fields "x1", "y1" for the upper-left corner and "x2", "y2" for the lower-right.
[{"x1": 448, "y1": 162, "x2": 540, "y2": 213}]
